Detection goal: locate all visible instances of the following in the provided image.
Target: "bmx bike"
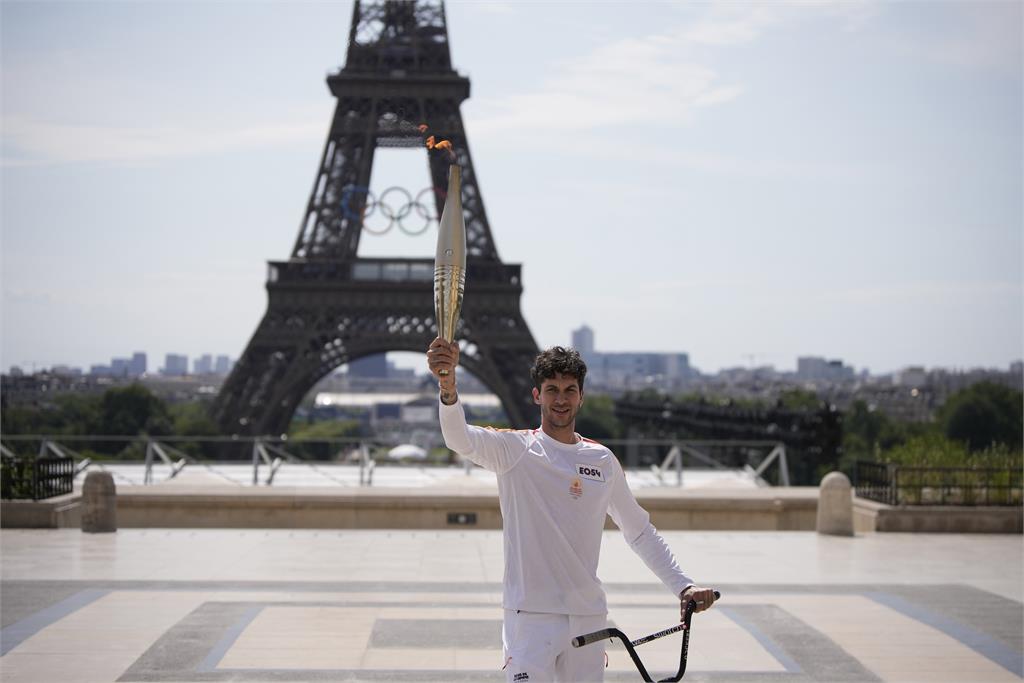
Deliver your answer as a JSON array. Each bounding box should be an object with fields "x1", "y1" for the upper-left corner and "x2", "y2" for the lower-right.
[{"x1": 572, "y1": 590, "x2": 720, "y2": 682}]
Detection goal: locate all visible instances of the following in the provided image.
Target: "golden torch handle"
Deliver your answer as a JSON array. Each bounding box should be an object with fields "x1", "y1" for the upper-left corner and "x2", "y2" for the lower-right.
[{"x1": 433, "y1": 164, "x2": 466, "y2": 376}]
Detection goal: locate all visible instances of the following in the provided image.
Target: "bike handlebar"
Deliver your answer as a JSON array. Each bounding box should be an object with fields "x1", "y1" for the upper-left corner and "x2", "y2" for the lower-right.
[
  {"x1": 571, "y1": 590, "x2": 721, "y2": 682},
  {"x1": 572, "y1": 590, "x2": 720, "y2": 649},
  {"x1": 573, "y1": 627, "x2": 620, "y2": 648}
]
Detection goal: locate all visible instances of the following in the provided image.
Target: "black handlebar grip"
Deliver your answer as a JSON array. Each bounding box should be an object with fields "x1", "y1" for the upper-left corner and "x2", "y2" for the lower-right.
[{"x1": 572, "y1": 628, "x2": 616, "y2": 648}]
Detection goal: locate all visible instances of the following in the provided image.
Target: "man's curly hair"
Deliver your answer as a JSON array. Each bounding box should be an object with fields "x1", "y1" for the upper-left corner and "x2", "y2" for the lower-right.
[{"x1": 529, "y1": 346, "x2": 587, "y2": 391}]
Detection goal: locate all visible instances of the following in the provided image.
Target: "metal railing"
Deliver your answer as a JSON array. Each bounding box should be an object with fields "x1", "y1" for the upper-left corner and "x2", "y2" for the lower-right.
[
  {"x1": 0, "y1": 453, "x2": 74, "y2": 500},
  {"x1": 638, "y1": 441, "x2": 788, "y2": 487},
  {"x1": 1, "y1": 435, "x2": 374, "y2": 489},
  {"x1": 2, "y1": 434, "x2": 791, "y2": 491},
  {"x1": 854, "y1": 460, "x2": 1023, "y2": 506}
]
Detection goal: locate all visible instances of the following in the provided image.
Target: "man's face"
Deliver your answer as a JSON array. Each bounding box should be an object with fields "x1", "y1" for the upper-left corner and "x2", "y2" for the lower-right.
[{"x1": 532, "y1": 373, "x2": 584, "y2": 430}]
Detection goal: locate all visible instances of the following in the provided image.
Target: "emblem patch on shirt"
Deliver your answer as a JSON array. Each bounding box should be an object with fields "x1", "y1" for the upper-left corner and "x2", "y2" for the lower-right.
[
  {"x1": 576, "y1": 464, "x2": 605, "y2": 482},
  {"x1": 569, "y1": 477, "x2": 583, "y2": 499}
]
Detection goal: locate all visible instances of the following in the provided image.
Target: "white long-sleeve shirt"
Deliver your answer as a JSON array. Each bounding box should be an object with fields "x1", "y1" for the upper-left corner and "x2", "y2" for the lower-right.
[{"x1": 440, "y1": 398, "x2": 693, "y2": 615}]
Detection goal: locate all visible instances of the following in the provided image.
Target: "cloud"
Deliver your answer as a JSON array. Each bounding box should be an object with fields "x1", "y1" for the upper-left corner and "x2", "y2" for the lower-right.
[
  {"x1": 809, "y1": 281, "x2": 1022, "y2": 306},
  {"x1": 468, "y1": 2, "x2": 877, "y2": 140},
  {"x1": 503, "y1": 132, "x2": 878, "y2": 185},
  {"x1": 683, "y1": 1, "x2": 878, "y2": 45},
  {"x1": 681, "y1": 4, "x2": 785, "y2": 46},
  {"x1": 694, "y1": 85, "x2": 745, "y2": 107},
  {"x1": 889, "y1": 2, "x2": 1022, "y2": 70},
  {"x1": 470, "y1": 34, "x2": 740, "y2": 136},
  {"x1": 1, "y1": 288, "x2": 59, "y2": 304},
  {"x1": 468, "y1": 1, "x2": 516, "y2": 16},
  {"x1": 1, "y1": 114, "x2": 325, "y2": 167}
]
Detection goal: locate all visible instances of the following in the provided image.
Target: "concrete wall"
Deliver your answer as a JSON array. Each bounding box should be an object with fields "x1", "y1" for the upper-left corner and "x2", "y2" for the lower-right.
[
  {"x1": 114, "y1": 487, "x2": 821, "y2": 530},
  {"x1": 116, "y1": 490, "x2": 505, "y2": 530},
  {"x1": 4, "y1": 488, "x2": 1019, "y2": 533},
  {"x1": 628, "y1": 490, "x2": 818, "y2": 531},
  {"x1": 1, "y1": 494, "x2": 81, "y2": 529},
  {"x1": 854, "y1": 497, "x2": 1022, "y2": 533},
  {"x1": 2, "y1": 486, "x2": 819, "y2": 531}
]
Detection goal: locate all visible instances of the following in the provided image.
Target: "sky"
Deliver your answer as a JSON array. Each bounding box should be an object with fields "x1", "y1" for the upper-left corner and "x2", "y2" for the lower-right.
[{"x1": 1, "y1": 0, "x2": 1021, "y2": 378}]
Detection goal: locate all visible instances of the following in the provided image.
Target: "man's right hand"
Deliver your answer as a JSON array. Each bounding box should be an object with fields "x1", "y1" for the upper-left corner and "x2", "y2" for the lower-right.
[
  {"x1": 680, "y1": 586, "x2": 717, "y2": 617},
  {"x1": 427, "y1": 337, "x2": 460, "y2": 403}
]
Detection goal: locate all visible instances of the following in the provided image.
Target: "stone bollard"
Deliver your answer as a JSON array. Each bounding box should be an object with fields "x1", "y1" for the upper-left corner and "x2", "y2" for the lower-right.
[
  {"x1": 81, "y1": 471, "x2": 117, "y2": 533},
  {"x1": 816, "y1": 471, "x2": 854, "y2": 536}
]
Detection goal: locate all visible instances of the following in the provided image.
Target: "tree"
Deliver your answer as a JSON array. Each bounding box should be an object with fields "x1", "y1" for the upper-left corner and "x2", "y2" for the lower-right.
[
  {"x1": 777, "y1": 388, "x2": 821, "y2": 411},
  {"x1": 0, "y1": 393, "x2": 101, "y2": 439},
  {"x1": 288, "y1": 419, "x2": 363, "y2": 440},
  {"x1": 170, "y1": 401, "x2": 221, "y2": 436},
  {"x1": 287, "y1": 419, "x2": 364, "y2": 461},
  {"x1": 98, "y1": 384, "x2": 171, "y2": 436},
  {"x1": 838, "y1": 400, "x2": 932, "y2": 473},
  {"x1": 843, "y1": 400, "x2": 903, "y2": 456},
  {"x1": 576, "y1": 394, "x2": 621, "y2": 441},
  {"x1": 938, "y1": 382, "x2": 1023, "y2": 452}
]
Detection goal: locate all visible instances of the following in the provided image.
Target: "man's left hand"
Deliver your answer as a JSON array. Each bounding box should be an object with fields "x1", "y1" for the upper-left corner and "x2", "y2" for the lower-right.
[{"x1": 680, "y1": 586, "x2": 716, "y2": 619}]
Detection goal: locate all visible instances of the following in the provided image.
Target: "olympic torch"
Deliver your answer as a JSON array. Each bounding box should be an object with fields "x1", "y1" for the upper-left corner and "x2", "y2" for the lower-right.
[{"x1": 434, "y1": 164, "x2": 465, "y2": 375}]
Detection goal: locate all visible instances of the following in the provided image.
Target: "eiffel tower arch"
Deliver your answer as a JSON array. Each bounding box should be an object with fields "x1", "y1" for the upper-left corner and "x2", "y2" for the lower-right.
[{"x1": 212, "y1": 0, "x2": 541, "y2": 436}]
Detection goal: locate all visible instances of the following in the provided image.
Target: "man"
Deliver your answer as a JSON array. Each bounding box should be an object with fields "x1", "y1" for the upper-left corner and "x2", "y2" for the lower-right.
[{"x1": 427, "y1": 338, "x2": 716, "y2": 683}]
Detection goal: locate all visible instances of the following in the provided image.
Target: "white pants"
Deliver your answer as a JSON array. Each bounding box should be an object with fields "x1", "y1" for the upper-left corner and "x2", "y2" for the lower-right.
[{"x1": 503, "y1": 609, "x2": 608, "y2": 683}]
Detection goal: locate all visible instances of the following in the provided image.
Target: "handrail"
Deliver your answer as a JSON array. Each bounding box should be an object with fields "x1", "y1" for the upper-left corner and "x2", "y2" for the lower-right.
[
  {"x1": 0, "y1": 434, "x2": 370, "y2": 444},
  {"x1": 1, "y1": 434, "x2": 796, "y2": 490},
  {"x1": 650, "y1": 442, "x2": 788, "y2": 487},
  {"x1": 854, "y1": 460, "x2": 1022, "y2": 506}
]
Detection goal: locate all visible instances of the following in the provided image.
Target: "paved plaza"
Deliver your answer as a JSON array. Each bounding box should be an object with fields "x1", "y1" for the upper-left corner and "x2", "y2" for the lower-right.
[{"x1": 0, "y1": 529, "x2": 1021, "y2": 682}]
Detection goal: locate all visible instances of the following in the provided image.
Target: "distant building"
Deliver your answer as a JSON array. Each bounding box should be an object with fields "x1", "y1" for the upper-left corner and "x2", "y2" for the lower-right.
[
  {"x1": 51, "y1": 365, "x2": 82, "y2": 377},
  {"x1": 894, "y1": 366, "x2": 927, "y2": 388},
  {"x1": 571, "y1": 324, "x2": 691, "y2": 390},
  {"x1": 129, "y1": 352, "x2": 147, "y2": 376},
  {"x1": 596, "y1": 352, "x2": 691, "y2": 387},
  {"x1": 214, "y1": 355, "x2": 232, "y2": 375},
  {"x1": 400, "y1": 396, "x2": 436, "y2": 424},
  {"x1": 718, "y1": 365, "x2": 780, "y2": 385},
  {"x1": 350, "y1": 355, "x2": 388, "y2": 378},
  {"x1": 193, "y1": 354, "x2": 213, "y2": 375},
  {"x1": 927, "y1": 364, "x2": 1023, "y2": 394},
  {"x1": 372, "y1": 401, "x2": 402, "y2": 423},
  {"x1": 163, "y1": 354, "x2": 188, "y2": 376},
  {"x1": 90, "y1": 364, "x2": 113, "y2": 377},
  {"x1": 797, "y1": 356, "x2": 854, "y2": 383},
  {"x1": 572, "y1": 325, "x2": 595, "y2": 356},
  {"x1": 797, "y1": 357, "x2": 828, "y2": 380},
  {"x1": 111, "y1": 358, "x2": 130, "y2": 377},
  {"x1": 387, "y1": 360, "x2": 416, "y2": 379}
]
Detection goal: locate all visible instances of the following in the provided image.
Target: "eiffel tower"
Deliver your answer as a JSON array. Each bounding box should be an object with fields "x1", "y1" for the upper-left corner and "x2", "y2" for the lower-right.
[{"x1": 212, "y1": 0, "x2": 541, "y2": 436}]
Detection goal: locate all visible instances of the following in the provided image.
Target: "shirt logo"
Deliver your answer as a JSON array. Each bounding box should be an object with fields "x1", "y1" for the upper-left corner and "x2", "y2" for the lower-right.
[
  {"x1": 576, "y1": 464, "x2": 605, "y2": 482},
  {"x1": 569, "y1": 477, "x2": 583, "y2": 499},
  {"x1": 513, "y1": 674, "x2": 529, "y2": 682}
]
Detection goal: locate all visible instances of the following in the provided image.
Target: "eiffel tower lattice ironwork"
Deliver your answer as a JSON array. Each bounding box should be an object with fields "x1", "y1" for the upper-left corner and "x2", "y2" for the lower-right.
[{"x1": 213, "y1": 0, "x2": 541, "y2": 436}]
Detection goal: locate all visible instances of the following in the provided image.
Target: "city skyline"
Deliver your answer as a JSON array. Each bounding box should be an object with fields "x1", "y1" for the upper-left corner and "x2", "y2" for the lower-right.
[
  {"x1": 11, "y1": 349, "x2": 236, "y2": 377},
  {"x1": 9, "y1": 338, "x2": 1019, "y2": 380},
  {"x1": 2, "y1": 1, "x2": 1021, "y2": 377}
]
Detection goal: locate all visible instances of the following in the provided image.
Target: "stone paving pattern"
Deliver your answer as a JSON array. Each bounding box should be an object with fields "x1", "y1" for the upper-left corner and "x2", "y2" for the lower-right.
[{"x1": 0, "y1": 529, "x2": 1021, "y2": 682}]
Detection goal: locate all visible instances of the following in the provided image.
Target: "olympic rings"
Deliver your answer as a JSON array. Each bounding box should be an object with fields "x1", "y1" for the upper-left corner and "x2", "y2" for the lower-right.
[{"x1": 339, "y1": 185, "x2": 445, "y2": 236}]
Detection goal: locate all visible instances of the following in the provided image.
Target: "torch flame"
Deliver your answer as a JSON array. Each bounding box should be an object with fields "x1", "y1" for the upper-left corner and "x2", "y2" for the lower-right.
[{"x1": 421, "y1": 125, "x2": 455, "y2": 161}]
